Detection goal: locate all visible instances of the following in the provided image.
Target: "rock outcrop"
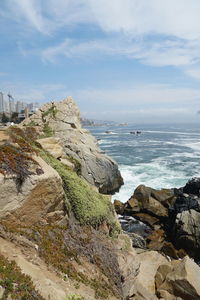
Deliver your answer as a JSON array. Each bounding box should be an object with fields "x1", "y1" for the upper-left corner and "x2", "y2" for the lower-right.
[
  {"x1": 0, "y1": 155, "x2": 66, "y2": 225},
  {"x1": 156, "y1": 256, "x2": 200, "y2": 300},
  {"x1": 22, "y1": 97, "x2": 123, "y2": 194}
]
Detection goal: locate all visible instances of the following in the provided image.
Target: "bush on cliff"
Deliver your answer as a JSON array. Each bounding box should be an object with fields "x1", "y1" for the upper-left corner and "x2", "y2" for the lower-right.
[{"x1": 40, "y1": 150, "x2": 120, "y2": 234}]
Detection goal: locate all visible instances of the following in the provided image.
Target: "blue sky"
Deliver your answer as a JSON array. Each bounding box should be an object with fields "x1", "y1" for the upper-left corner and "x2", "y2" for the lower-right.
[{"x1": 1, "y1": 0, "x2": 200, "y2": 122}]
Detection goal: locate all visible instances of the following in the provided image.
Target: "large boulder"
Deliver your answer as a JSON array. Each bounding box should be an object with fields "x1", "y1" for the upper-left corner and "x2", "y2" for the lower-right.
[
  {"x1": 156, "y1": 256, "x2": 200, "y2": 300},
  {"x1": 173, "y1": 209, "x2": 200, "y2": 258},
  {"x1": 135, "y1": 251, "x2": 168, "y2": 295},
  {"x1": 0, "y1": 156, "x2": 66, "y2": 225},
  {"x1": 132, "y1": 185, "x2": 170, "y2": 217},
  {"x1": 183, "y1": 177, "x2": 200, "y2": 196},
  {"x1": 22, "y1": 97, "x2": 123, "y2": 194}
]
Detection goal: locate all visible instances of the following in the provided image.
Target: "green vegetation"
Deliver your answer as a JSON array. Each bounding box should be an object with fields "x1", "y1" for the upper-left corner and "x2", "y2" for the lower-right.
[
  {"x1": 63, "y1": 155, "x2": 82, "y2": 175},
  {"x1": 1, "y1": 112, "x2": 9, "y2": 123},
  {"x1": 41, "y1": 103, "x2": 58, "y2": 120},
  {"x1": 40, "y1": 150, "x2": 120, "y2": 234},
  {"x1": 0, "y1": 253, "x2": 44, "y2": 299},
  {"x1": 39, "y1": 122, "x2": 55, "y2": 138},
  {"x1": 65, "y1": 295, "x2": 86, "y2": 300},
  {"x1": 25, "y1": 120, "x2": 38, "y2": 127}
]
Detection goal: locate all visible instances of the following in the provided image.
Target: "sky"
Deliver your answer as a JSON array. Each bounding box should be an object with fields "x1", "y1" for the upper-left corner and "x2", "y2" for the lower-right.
[{"x1": 1, "y1": 0, "x2": 200, "y2": 123}]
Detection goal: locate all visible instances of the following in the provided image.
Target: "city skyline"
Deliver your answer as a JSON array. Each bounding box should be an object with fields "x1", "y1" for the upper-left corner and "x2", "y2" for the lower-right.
[{"x1": 0, "y1": 91, "x2": 39, "y2": 114}]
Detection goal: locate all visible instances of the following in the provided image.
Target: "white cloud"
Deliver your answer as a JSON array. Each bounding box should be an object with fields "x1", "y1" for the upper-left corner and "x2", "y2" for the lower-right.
[
  {"x1": 4, "y1": 0, "x2": 200, "y2": 76},
  {"x1": 8, "y1": 0, "x2": 200, "y2": 40}
]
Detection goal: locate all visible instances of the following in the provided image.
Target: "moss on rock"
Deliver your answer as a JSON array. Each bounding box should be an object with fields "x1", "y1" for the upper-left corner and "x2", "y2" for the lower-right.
[{"x1": 40, "y1": 150, "x2": 120, "y2": 234}]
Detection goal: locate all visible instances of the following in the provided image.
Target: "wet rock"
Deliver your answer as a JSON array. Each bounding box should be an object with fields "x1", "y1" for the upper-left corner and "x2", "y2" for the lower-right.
[
  {"x1": 118, "y1": 215, "x2": 151, "y2": 237},
  {"x1": 172, "y1": 193, "x2": 200, "y2": 213},
  {"x1": 183, "y1": 177, "x2": 200, "y2": 196}
]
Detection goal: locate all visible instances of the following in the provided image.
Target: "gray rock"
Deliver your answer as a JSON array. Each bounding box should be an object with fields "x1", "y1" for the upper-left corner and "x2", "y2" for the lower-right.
[
  {"x1": 23, "y1": 97, "x2": 123, "y2": 194},
  {"x1": 174, "y1": 209, "x2": 200, "y2": 257}
]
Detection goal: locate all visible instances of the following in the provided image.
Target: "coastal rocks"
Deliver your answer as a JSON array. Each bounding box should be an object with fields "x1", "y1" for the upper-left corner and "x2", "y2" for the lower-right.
[
  {"x1": 0, "y1": 156, "x2": 66, "y2": 225},
  {"x1": 173, "y1": 209, "x2": 200, "y2": 258},
  {"x1": 132, "y1": 185, "x2": 172, "y2": 217},
  {"x1": 23, "y1": 97, "x2": 123, "y2": 194},
  {"x1": 183, "y1": 177, "x2": 200, "y2": 196},
  {"x1": 135, "y1": 251, "x2": 168, "y2": 295},
  {"x1": 156, "y1": 256, "x2": 200, "y2": 300}
]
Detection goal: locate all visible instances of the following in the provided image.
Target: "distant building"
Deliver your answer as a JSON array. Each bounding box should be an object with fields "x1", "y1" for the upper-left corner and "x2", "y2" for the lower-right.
[{"x1": 0, "y1": 92, "x2": 4, "y2": 112}]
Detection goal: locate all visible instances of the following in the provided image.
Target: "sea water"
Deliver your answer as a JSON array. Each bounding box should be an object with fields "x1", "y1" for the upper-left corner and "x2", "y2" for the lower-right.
[{"x1": 87, "y1": 123, "x2": 200, "y2": 202}]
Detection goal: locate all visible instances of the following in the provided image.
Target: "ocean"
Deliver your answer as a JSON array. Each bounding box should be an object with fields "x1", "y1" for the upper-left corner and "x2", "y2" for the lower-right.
[{"x1": 87, "y1": 123, "x2": 200, "y2": 202}]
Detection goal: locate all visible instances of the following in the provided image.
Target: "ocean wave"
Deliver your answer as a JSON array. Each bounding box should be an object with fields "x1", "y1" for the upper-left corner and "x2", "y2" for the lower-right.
[{"x1": 113, "y1": 162, "x2": 189, "y2": 203}]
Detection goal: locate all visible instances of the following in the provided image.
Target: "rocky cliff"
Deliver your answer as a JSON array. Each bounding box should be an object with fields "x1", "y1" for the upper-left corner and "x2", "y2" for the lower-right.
[
  {"x1": 0, "y1": 98, "x2": 200, "y2": 299},
  {"x1": 22, "y1": 97, "x2": 123, "y2": 194}
]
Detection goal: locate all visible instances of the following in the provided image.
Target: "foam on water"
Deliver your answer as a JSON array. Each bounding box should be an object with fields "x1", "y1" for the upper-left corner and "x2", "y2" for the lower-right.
[
  {"x1": 113, "y1": 161, "x2": 188, "y2": 202},
  {"x1": 87, "y1": 124, "x2": 200, "y2": 203}
]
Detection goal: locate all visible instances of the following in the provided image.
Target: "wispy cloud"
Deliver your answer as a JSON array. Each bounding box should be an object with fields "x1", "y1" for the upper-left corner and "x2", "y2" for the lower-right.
[{"x1": 3, "y1": 0, "x2": 200, "y2": 83}]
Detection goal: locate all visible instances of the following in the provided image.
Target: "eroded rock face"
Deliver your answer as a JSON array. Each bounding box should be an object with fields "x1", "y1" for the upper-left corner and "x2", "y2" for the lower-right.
[
  {"x1": 22, "y1": 97, "x2": 123, "y2": 194},
  {"x1": 0, "y1": 156, "x2": 66, "y2": 225}
]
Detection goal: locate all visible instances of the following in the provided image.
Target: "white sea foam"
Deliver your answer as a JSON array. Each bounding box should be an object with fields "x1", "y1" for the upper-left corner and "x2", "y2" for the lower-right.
[{"x1": 113, "y1": 161, "x2": 189, "y2": 203}]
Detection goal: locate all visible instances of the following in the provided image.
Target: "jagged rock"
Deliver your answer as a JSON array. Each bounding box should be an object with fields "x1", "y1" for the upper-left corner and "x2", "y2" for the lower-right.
[
  {"x1": 173, "y1": 209, "x2": 200, "y2": 257},
  {"x1": 172, "y1": 193, "x2": 200, "y2": 213},
  {"x1": 37, "y1": 137, "x2": 64, "y2": 158},
  {"x1": 114, "y1": 199, "x2": 124, "y2": 215},
  {"x1": 156, "y1": 256, "x2": 200, "y2": 300},
  {"x1": 23, "y1": 97, "x2": 123, "y2": 194},
  {"x1": 133, "y1": 185, "x2": 169, "y2": 217},
  {"x1": 0, "y1": 156, "x2": 66, "y2": 225},
  {"x1": 183, "y1": 177, "x2": 200, "y2": 196}
]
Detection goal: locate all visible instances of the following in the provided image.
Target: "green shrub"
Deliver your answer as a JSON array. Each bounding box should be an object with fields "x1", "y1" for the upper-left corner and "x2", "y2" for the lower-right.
[
  {"x1": 0, "y1": 254, "x2": 44, "y2": 299},
  {"x1": 40, "y1": 150, "x2": 120, "y2": 234},
  {"x1": 64, "y1": 294, "x2": 86, "y2": 300}
]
